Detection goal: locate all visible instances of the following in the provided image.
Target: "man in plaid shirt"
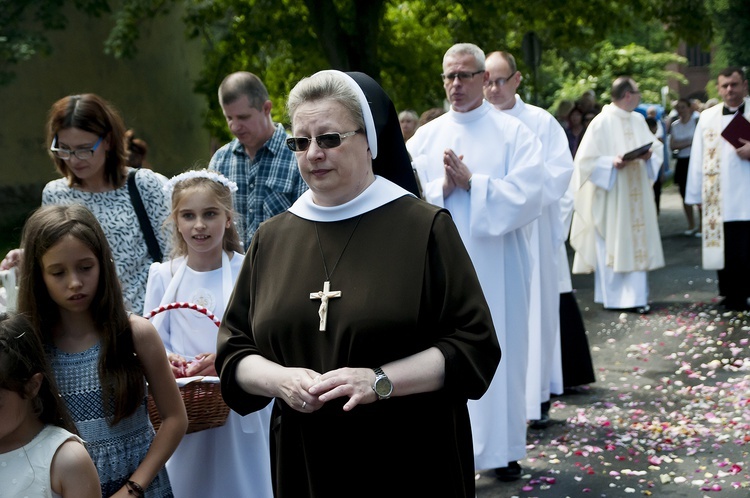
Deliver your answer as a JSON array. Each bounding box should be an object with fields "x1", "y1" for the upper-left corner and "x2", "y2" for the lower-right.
[{"x1": 209, "y1": 71, "x2": 308, "y2": 248}]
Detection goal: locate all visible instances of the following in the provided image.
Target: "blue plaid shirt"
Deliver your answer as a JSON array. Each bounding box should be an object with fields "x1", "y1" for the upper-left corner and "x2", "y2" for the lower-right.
[{"x1": 209, "y1": 124, "x2": 308, "y2": 248}]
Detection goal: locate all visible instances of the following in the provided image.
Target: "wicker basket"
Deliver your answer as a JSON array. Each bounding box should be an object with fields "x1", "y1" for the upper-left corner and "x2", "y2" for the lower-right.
[
  {"x1": 145, "y1": 302, "x2": 230, "y2": 434},
  {"x1": 147, "y1": 378, "x2": 230, "y2": 434}
]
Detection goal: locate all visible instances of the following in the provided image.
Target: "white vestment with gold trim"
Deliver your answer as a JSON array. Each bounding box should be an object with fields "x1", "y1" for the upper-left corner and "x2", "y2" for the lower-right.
[
  {"x1": 685, "y1": 97, "x2": 750, "y2": 269},
  {"x1": 570, "y1": 104, "x2": 665, "y2": 308}
]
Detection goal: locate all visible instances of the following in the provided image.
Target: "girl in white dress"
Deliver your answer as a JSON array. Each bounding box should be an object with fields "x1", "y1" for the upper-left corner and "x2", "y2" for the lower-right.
[
  {"x1": 0, "y1": 312, "x2": 100, "y2": 498},
  {"x1": 144, "y1": 170, "x2": 273, "y2": 498}
]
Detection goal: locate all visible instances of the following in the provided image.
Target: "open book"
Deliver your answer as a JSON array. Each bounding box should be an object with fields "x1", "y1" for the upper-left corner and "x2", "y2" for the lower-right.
[
  {"x1": 622, "y1": 142, "x2": 652, "y2": 161},
  {"x1": 721, "y1": 112, "x2": 750, "y2": 149}
]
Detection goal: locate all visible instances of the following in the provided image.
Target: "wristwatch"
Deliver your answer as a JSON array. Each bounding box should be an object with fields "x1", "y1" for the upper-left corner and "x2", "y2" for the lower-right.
[{"x1": 372, "y1": 367, "x2": 393, "y2": 400}]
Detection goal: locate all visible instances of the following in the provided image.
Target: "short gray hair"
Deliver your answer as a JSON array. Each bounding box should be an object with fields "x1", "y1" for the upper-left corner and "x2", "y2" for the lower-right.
[
  {"x1": 286, "y1": 72, "x2": 365, "y2": 132},
  {"x1": 443, "y1": 43, "x2": 486, "y2": 71}
]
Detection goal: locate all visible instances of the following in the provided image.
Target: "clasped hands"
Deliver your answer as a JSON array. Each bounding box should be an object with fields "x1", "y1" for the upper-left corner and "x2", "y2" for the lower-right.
[
  {"x1": 168, "y1": 352, "x2": 217, "y2": 378},
  {"x1": 442, "y1": 148, "x2": 472, "y2": 198},
  {"x1": 282, "y1": 366, "x2": 378, "y2": 413}
]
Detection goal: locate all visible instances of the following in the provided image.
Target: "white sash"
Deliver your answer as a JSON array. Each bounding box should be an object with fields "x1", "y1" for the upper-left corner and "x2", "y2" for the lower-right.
[{"x1": 151, "y1": 251, "x2": 234, "y2": 337}]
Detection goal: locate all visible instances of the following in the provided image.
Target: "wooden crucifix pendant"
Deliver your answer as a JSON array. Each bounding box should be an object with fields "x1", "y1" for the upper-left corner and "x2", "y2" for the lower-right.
[{"x1": 309, "y1": 281, "x2": 341, "y2": 331}]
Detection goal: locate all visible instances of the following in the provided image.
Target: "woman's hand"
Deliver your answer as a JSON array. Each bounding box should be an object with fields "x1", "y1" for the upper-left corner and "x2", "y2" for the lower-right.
[
  {"x1": 276, "y1": 367, "x2": 323, "y2": 413},
  {"x1": 308, "y1": 367, "x2": 376, "y2": 412},
  {"x1": 184, "y1": 353, "x2": 217, "y2": 377}
]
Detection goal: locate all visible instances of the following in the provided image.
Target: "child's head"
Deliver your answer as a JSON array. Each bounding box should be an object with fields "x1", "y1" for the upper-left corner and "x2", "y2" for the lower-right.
[
  {"x1": 0, "y1": 312, "x2": 77, "y2": 434},
  {"x1": 164, "y1": 170, "x2": 243, "y2": 257},
  {"x1": 17, "y1": 204, "x2": 124, "y2": 336}
]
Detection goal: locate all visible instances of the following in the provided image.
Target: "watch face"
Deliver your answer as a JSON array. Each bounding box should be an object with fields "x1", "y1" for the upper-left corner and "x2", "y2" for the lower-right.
[{"x1": 375, "y1": 377, "x2": 392, "y2": 397}]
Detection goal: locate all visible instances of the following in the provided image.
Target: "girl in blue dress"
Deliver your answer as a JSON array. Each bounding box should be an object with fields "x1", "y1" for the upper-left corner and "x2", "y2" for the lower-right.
[{"x1": 16, "y1": 204, "x2": 188, "y2": 498}]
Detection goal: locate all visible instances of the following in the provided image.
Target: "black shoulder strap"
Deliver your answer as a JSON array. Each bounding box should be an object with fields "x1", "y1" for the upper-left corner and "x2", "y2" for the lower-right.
[{"x1": 127, "y1": 169, "x2": 163, "y2": 262}]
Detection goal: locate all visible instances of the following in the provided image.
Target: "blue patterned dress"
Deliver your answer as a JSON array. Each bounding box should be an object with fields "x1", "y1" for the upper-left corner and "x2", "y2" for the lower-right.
[{"x1": 48, "y1": 342, "x2": 173, "y2": 497}]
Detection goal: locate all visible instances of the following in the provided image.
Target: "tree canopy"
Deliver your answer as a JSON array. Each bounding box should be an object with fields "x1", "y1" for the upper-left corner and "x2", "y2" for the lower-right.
[{"x1": 3, "y1": 0, "x2": 732, "y2": 139}]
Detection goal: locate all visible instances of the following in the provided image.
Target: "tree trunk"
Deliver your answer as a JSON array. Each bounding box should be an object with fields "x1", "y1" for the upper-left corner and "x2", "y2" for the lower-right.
[{"x1": 303, "y1": 0, "x2": 386, "y2": 81}]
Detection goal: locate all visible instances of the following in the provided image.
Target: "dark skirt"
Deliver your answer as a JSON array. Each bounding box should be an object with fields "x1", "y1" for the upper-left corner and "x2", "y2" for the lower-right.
[
  {"x1": 717, "y1": 221, "x2": 750, "y2": 309},
  {"x1": 674, "y1": 157, "x2": 690, "y2": 200},
  {"x1": 560, "y1": 292, "x2": 596, "y2": 387}
]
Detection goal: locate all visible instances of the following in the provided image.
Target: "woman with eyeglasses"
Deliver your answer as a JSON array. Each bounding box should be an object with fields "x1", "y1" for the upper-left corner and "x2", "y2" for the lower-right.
[
  {"x1": 215, "y1": 70, "x2": 500, "y2": 498},
  {"x1": 0, "y1": 94, "x2": 170, "y2": 315}
]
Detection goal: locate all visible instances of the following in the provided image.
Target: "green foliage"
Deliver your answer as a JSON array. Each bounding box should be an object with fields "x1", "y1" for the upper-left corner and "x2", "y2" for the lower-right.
[
  {"x1": 2, "y1": 0, "x2": 740, "y2": 137},
  {"x1": 379, "y1": 2, "x2": 461, "y2": 112},
  {"x1": 183, "y1": 0, "x2": 328, "y2": 139},
  {"x1": 705, "y1": 0, "x2": 750, "y2": 70},
  {"x1": 0, "y1": 0, "x2": 109, "y2": 84},
  {"x1": 98, "y1": 0, "x2": 716, "y2": 132},
  {"x1": 1, "y1": 0, "x2": 66, "y2": 85},
  {"x1": 105, "y1": 0, "x2": 173, "y2": 59},
  {"x1": 548, "y1": 41, "x2": 687, "y2": 112}
]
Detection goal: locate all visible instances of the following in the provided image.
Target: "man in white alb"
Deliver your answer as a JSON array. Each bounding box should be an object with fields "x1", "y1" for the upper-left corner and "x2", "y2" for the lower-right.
[
  {"x1": 407, "y1": 43, "x2": 543, "y2": 481},
  {"x1": 483, "y1": 51, "x2": 573, "y2": 429},
  {"x1": 570, "y1": 76, "x2": 665, "y2": 313},
  {"x1": 686, "y1": 66, "x2": 750, "y2": 311}
]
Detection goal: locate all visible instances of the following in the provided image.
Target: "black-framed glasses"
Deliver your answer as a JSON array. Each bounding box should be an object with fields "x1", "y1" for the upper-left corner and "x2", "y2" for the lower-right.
[
  {"x1": 50, "y1": 135, "x2": 103, "y2": 160},
  {"x1": 441, "y1": 70, "x2": 484, "y2": 85},
  {"x1": 286, "y1": 130, "x2": 359, "y2": 152},
  {"x1": 485, "y1": 71, "x2": 517, "y2": 88}
]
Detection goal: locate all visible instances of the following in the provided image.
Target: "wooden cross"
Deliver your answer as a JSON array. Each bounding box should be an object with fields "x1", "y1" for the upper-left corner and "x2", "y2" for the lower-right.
[{"x1": 309, "y1": 281, "x2": 341, "y2": 331}]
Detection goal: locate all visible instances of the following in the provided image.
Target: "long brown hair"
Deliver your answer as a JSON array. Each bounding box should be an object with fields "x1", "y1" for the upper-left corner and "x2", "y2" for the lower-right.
[
  {"x1": 16, "y1": 204, "x2": 145, "y2": 425},
  {"x1": 0, "y1": 312, "x2": 78, "y2": 434},
  {"x1": 46, "y1": 93, "x2": 129, "y2": 188}
]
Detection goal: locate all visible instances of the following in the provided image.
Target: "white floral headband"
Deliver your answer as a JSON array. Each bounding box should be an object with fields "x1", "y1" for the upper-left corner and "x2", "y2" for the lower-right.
[{"x1": 163, "y1": 169, "x2": 238, "y2": 197}]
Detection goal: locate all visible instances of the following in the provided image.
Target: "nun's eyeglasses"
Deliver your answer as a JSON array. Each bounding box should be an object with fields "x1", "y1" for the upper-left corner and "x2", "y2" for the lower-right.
[{"x1": 286, "y1": 131, "x2": 359, "y2": 152}]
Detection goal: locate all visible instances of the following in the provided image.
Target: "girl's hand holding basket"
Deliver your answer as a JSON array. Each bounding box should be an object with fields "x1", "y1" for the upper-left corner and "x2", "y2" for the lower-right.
[
  {"x1": 184, "y1": 353, "x2": 217, "y2": 377},
  {"x1": 145, "y1": 302, "x2": 229, "y2": 434}
]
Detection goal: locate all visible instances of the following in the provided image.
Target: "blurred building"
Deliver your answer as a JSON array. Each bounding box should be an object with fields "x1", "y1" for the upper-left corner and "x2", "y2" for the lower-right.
[{"x1": 668, "y1": 42, "x2": 713, "y2": 102}]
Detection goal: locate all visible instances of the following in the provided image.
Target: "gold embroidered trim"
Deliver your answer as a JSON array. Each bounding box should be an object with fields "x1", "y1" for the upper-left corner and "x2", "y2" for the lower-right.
[{"x1": 702, "y1": 126, "x2": 724, "y2": 252}]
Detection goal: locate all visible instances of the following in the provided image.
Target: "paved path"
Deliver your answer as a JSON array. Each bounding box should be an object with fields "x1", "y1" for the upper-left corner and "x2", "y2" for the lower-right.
[{"x1": 476, "y1": 184, "x2": 749, "y2": 497}]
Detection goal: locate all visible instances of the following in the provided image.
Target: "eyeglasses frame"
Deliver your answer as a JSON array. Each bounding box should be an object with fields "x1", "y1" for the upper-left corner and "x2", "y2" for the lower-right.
[
  {"x1": 286, "y1": 130, "x2": 360, "y2": 152},
  {"x1": 50, "y1": 135, "x2": 104, "y2": 161},
  {"x1": 485, "y1": 71, "x2": 518, "y2": 89},
  {"x1": 441, "y1": 70, "x2": 485, "y2": 85}
]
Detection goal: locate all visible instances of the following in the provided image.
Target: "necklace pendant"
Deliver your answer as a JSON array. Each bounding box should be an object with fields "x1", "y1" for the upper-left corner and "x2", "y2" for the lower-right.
[{"x1": 309, "y1": 280, "x2": 342, "y2": 331}]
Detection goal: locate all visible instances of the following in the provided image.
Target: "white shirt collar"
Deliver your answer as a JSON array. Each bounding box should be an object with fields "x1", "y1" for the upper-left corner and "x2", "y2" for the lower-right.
[
  {"x1": 288, "y1": 176, "x2": 414, "y2": 222},
  {"x1": 493, "y1": 94, "x2": 525, "y2": 117},
  {"x1": 604, "y1": 103, "x2": 633, "y2": 118},
  {"x1": 448, "y1": 100, "x2": 492, "y2": 124}
]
